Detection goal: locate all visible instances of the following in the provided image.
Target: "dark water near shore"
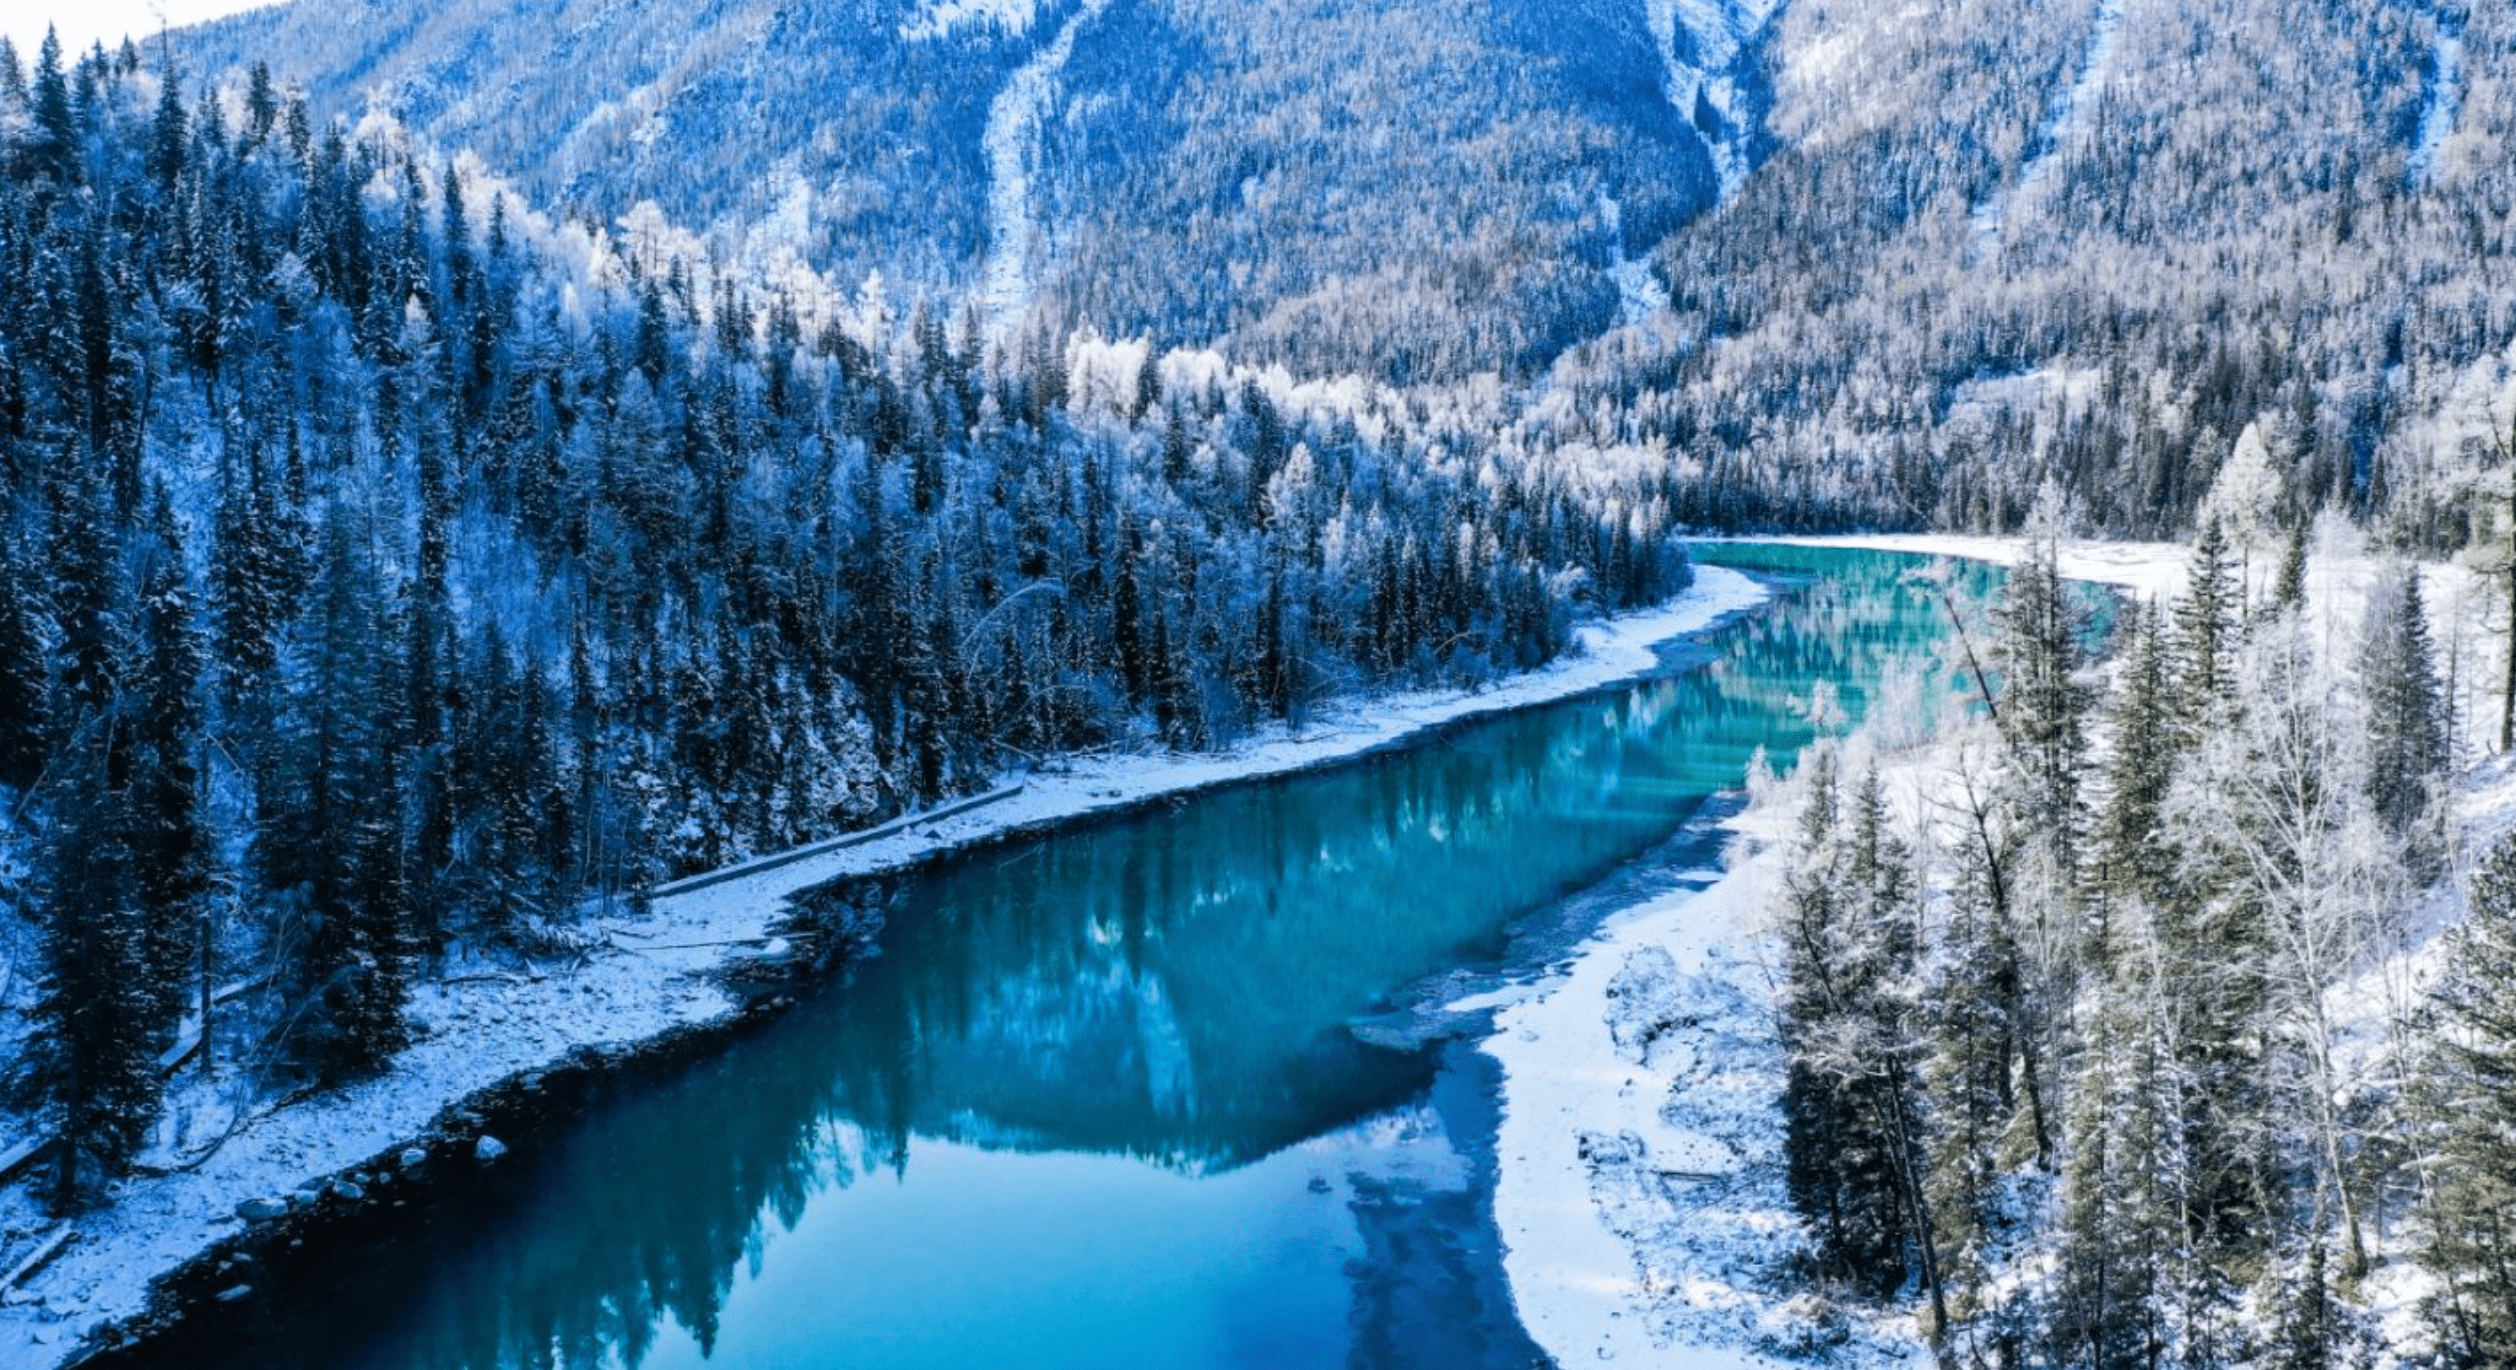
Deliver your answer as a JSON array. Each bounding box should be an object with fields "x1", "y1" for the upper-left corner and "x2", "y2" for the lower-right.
[{"x1": 107, "y1": 546, "x2": 2086, "y2": 1370}]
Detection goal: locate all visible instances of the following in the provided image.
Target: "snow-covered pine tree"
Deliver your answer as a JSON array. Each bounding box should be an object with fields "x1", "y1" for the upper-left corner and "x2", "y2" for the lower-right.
[
  {"x1": 2051, "y1": 993, "x2": 2173, "y2": 1370},
  {"x1": 130, "y1": 488, "x2": 212, "y2": 1038},
  {"x1": 1777, "y1": 753, "x2": 1940, "y2": 1314},
  {"x1": 1923, "y1": 766, "x2": 2025, "y2": 1339},
  {"x1": 2417, "y1": 829, "x2": 2516, "y2": 1367},
  {"x1": 2270, "y1": 516, "x2": 2309, "y2": 618},
  {"x1": 2359, "y1": 561, "x2": 2446, "y2": 867},
  {"x1": 2094, "y1": 599, "x2": 2175, "y2": 918},
  {"x1": 29, "y1": 738, "x2": 158, "y2": 1210},
  {"x1": 259, "y1": 504, "x2": 412, "y2": 1084},
  {"x1": 2176, "y1": 516, "x2": 2242, "y2": 732},
  {"x1": 0, "y1": 537, "x2": 49, "y2": 794}
]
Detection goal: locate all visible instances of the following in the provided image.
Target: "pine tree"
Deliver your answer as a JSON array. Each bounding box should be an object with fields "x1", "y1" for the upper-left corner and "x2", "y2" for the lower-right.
[
  {"x1": 2175, "y1": 517, "x2": 2241, "y2": 731},
  {"x1": 0, "y1": 540, "x2": 50, "y2": 794},
  {"x1": 1777, "y1": 754, "x2": 1940, "y2": 1317},
  {"x1": 2051, "y1": 993, "x2": 2172, "y2": 1370},
  {"x1": 130, "y1": 490, "x2": 212, "y2": 1036},
  {"x1": 2417, "y1": 829, "x2": 2516, "y2": 1368},
  {"x1": 1994, "y1": 495, "x2": 2093, "y2": 878},
  {"x1": 2270, "y1": 517, "x2": 2309, "y2": 617},
  {"x1": 2094, "y1": 600, "x2": 2174, "y2": 915},
  {"x1": 1923, "y1": 818, "x2": 2023, "y2": 1332},
  {"x1": 259, "y1": 506, "x2": 410, "y2": 1084},
  {"x1": 30, "y1": 736, "x2": 158, "y2": 1210},
  {"x1": 27, "y1": 28, "x2": 76, "y2": 188},
  {"x1": 2359, "y1": 561, "x2": 2445, "y2": 859}
]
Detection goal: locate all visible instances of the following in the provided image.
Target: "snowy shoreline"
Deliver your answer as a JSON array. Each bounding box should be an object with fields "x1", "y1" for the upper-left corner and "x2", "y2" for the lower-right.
[
  {"x1": 1484, "y1": 531, "x2": 2506, "y2": 1369},
  {"x1": 1482, "y1": 534, "x2": 2196, "y2": 1369},
  {"x1": 0, "y1": 565, "x2": 1770, "y2": 1369}
]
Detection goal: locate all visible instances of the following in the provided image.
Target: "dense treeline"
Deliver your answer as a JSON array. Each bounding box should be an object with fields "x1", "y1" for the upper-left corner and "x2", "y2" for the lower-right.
[
  {"x1": 0, "y1": 34, "x2": 1689, "y2": 1207},
  {"x1": 1771, "y1": 499, "x2": 2516, "y2": 1366}
]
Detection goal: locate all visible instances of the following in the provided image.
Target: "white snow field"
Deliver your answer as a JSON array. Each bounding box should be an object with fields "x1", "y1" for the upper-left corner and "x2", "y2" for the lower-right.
[{"x1": 0, "y1": 567, "x2": 1768, "y2": 1370}]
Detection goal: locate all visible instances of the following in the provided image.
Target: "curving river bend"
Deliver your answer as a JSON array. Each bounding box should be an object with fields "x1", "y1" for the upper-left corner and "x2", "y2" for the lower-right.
[{"x1": 109, "y1": 545, "x2": 2078, "y2": 1370}]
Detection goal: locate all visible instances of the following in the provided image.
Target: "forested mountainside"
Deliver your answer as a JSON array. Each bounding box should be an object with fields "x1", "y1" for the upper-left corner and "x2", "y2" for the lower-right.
[
  {"x1": 186, "y1": 0, "x2": 2516, "y2": 547},
  {"x1": 183, "y1": 0, "x2": 1730, "y2": 384},
  {"x1": 0, "y1": 35, "x2": 1689, "y2": 1201},
  {"x1": 1536, "y1": 0, "x2": 2516, "y2": 537}
]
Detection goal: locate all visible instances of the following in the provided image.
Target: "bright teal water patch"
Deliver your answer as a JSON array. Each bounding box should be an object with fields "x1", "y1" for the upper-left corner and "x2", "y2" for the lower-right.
[{"x1": 118, "y1": 546, "x2": 2093, "y2": 1370}]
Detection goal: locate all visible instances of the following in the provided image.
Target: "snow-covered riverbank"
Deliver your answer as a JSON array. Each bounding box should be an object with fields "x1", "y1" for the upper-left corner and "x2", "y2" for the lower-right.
[
  {"x1": 0, "y1": 565, "x2": 1770, "y2": 1369},
  {"x1": 1485, "y1": 532, "x2": 2504, "y2": 1368},
  {"x1": 1487, "y1": 747, "x2": 1939, "y2": 1367}
]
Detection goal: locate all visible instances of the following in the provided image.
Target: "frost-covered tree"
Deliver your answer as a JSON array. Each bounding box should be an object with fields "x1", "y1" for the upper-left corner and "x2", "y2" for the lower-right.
[
  {"x1": 28, "y1": 738, "x2": 159, "y2": 1210},
  {"x1": 2171, "y1": 611, "x2": 2396, "y2": 1274},
  {"x1": 1776, "y1": 752, "x2": 1941, "y2": 1320}
]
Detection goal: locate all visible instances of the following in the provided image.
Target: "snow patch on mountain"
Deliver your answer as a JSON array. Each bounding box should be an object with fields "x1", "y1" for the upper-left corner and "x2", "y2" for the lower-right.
[
  {"x1": 976, "y1": 0, "x2": 1112, "y2": 332},
  {"x1": 1649, "y1": 0, "x2": 1787, "y2": 195},
  {"x1": 901, "y1": 0, "x2": 1051, "y2": 42},
  {"x1": 2408, "y1": 19, "x2": 2465, "y2": 189},
  {"x1": 1599, "y1": 193, "x2": 1672, "y2": 326}
]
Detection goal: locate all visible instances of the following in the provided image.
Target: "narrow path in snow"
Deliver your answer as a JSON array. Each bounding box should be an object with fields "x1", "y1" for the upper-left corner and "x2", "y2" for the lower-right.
[
  {"x1": 1967, "y1": 0, "x2": 2126, "y2": 265},
  {"x1": 975, "y1": 0, "x2": 1112, "y2": 334},
  {"x1": 2408, "y1": 16, "x2": 2465, "y2": 189}
]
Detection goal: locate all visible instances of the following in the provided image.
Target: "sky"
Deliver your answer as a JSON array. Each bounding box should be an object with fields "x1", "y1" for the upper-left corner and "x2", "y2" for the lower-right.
[{"x1": 3, "y1": 0, "x2": 275, "y2": 69}]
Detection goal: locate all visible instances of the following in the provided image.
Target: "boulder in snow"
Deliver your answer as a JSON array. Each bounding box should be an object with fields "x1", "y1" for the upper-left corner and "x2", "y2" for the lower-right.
[
  {"x1": 474, "y1": 1135, "x2": 508, "y2": 1162},
  {"x1": 399, "y1": 1147, "x2": 427, "y2": 1168},
  {"x1": 1602, "y1": 946, "x2": 1686, "y2": 1060},
  {"x1": 235, "y1": 1197, "x2": 289, "y2": 1222}
]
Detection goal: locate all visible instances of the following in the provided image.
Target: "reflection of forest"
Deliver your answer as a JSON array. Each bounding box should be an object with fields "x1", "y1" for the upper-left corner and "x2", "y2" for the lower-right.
[{"x1": 118, "y1": 548, "x2": 2047, "y2": 1370}]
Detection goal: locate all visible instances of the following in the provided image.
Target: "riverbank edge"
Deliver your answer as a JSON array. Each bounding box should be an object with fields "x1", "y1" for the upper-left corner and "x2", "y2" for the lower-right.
[
  {"x1": 15, "y1": 563, "x2": 1774, "y2": 1369},
  {"x1": 1482, "y1": 535, "x2": 2193, "y2": 1368}
]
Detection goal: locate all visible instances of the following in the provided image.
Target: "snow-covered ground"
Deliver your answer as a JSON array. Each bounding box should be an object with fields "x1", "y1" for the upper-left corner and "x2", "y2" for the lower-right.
[
  {"x1": 1599, "y1": 193, "x2": 1672, "y2": 327},
  {"x1": 1486, "y1": 744, "x2": 1939, "y2": 1367},
  {"x1": 1487, "y1": 532, "x2": 2502, "y2": 1369},
  {"x1": 974, "y1": 0, "x2": 1112, "y2": 333},
  {"x1": 0, "y1": 566, "x2": 1770, "y2": 1370},
  {"x1": 2408, "y1": 18, "x2": 2465, "y2": 190}
]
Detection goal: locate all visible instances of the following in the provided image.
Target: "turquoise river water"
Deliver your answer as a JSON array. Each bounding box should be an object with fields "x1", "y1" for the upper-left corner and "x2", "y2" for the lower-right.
[{"x1": 106, "y1": 545, "x2": 2102, "y2": 1370}]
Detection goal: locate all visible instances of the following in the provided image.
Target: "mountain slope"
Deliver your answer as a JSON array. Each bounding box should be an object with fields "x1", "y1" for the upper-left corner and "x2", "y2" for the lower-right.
[{"x1": 188, "y1": 0, "x2": 1763, "y2": 382}]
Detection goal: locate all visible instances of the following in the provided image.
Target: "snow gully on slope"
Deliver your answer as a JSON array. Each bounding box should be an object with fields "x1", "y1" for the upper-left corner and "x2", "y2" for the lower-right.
[
  {"x1": 975, "y1": 0, "x2": 1114, "y2": 335},
  {"x1": 1650, "y1": 0, "x2": 1787, "y2": 198},
  {"x1": 2407, "y1": 15, "x2": 2465, "y2": 190},
  {"x1": 1967, "y1": 0, "x2": 2127, "y2": 265}
]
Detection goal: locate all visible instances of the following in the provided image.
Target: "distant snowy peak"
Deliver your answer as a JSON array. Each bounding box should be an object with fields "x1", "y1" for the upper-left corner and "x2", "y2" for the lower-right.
[{"x1": 1650, "y1": 0, "x2": 1788, "y2": 195}]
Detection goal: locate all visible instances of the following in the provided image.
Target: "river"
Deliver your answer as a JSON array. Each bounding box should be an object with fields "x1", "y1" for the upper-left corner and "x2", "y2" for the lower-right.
[{"x1": 105, "y1": 545, "x2": 2088, "y2": 1370}]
